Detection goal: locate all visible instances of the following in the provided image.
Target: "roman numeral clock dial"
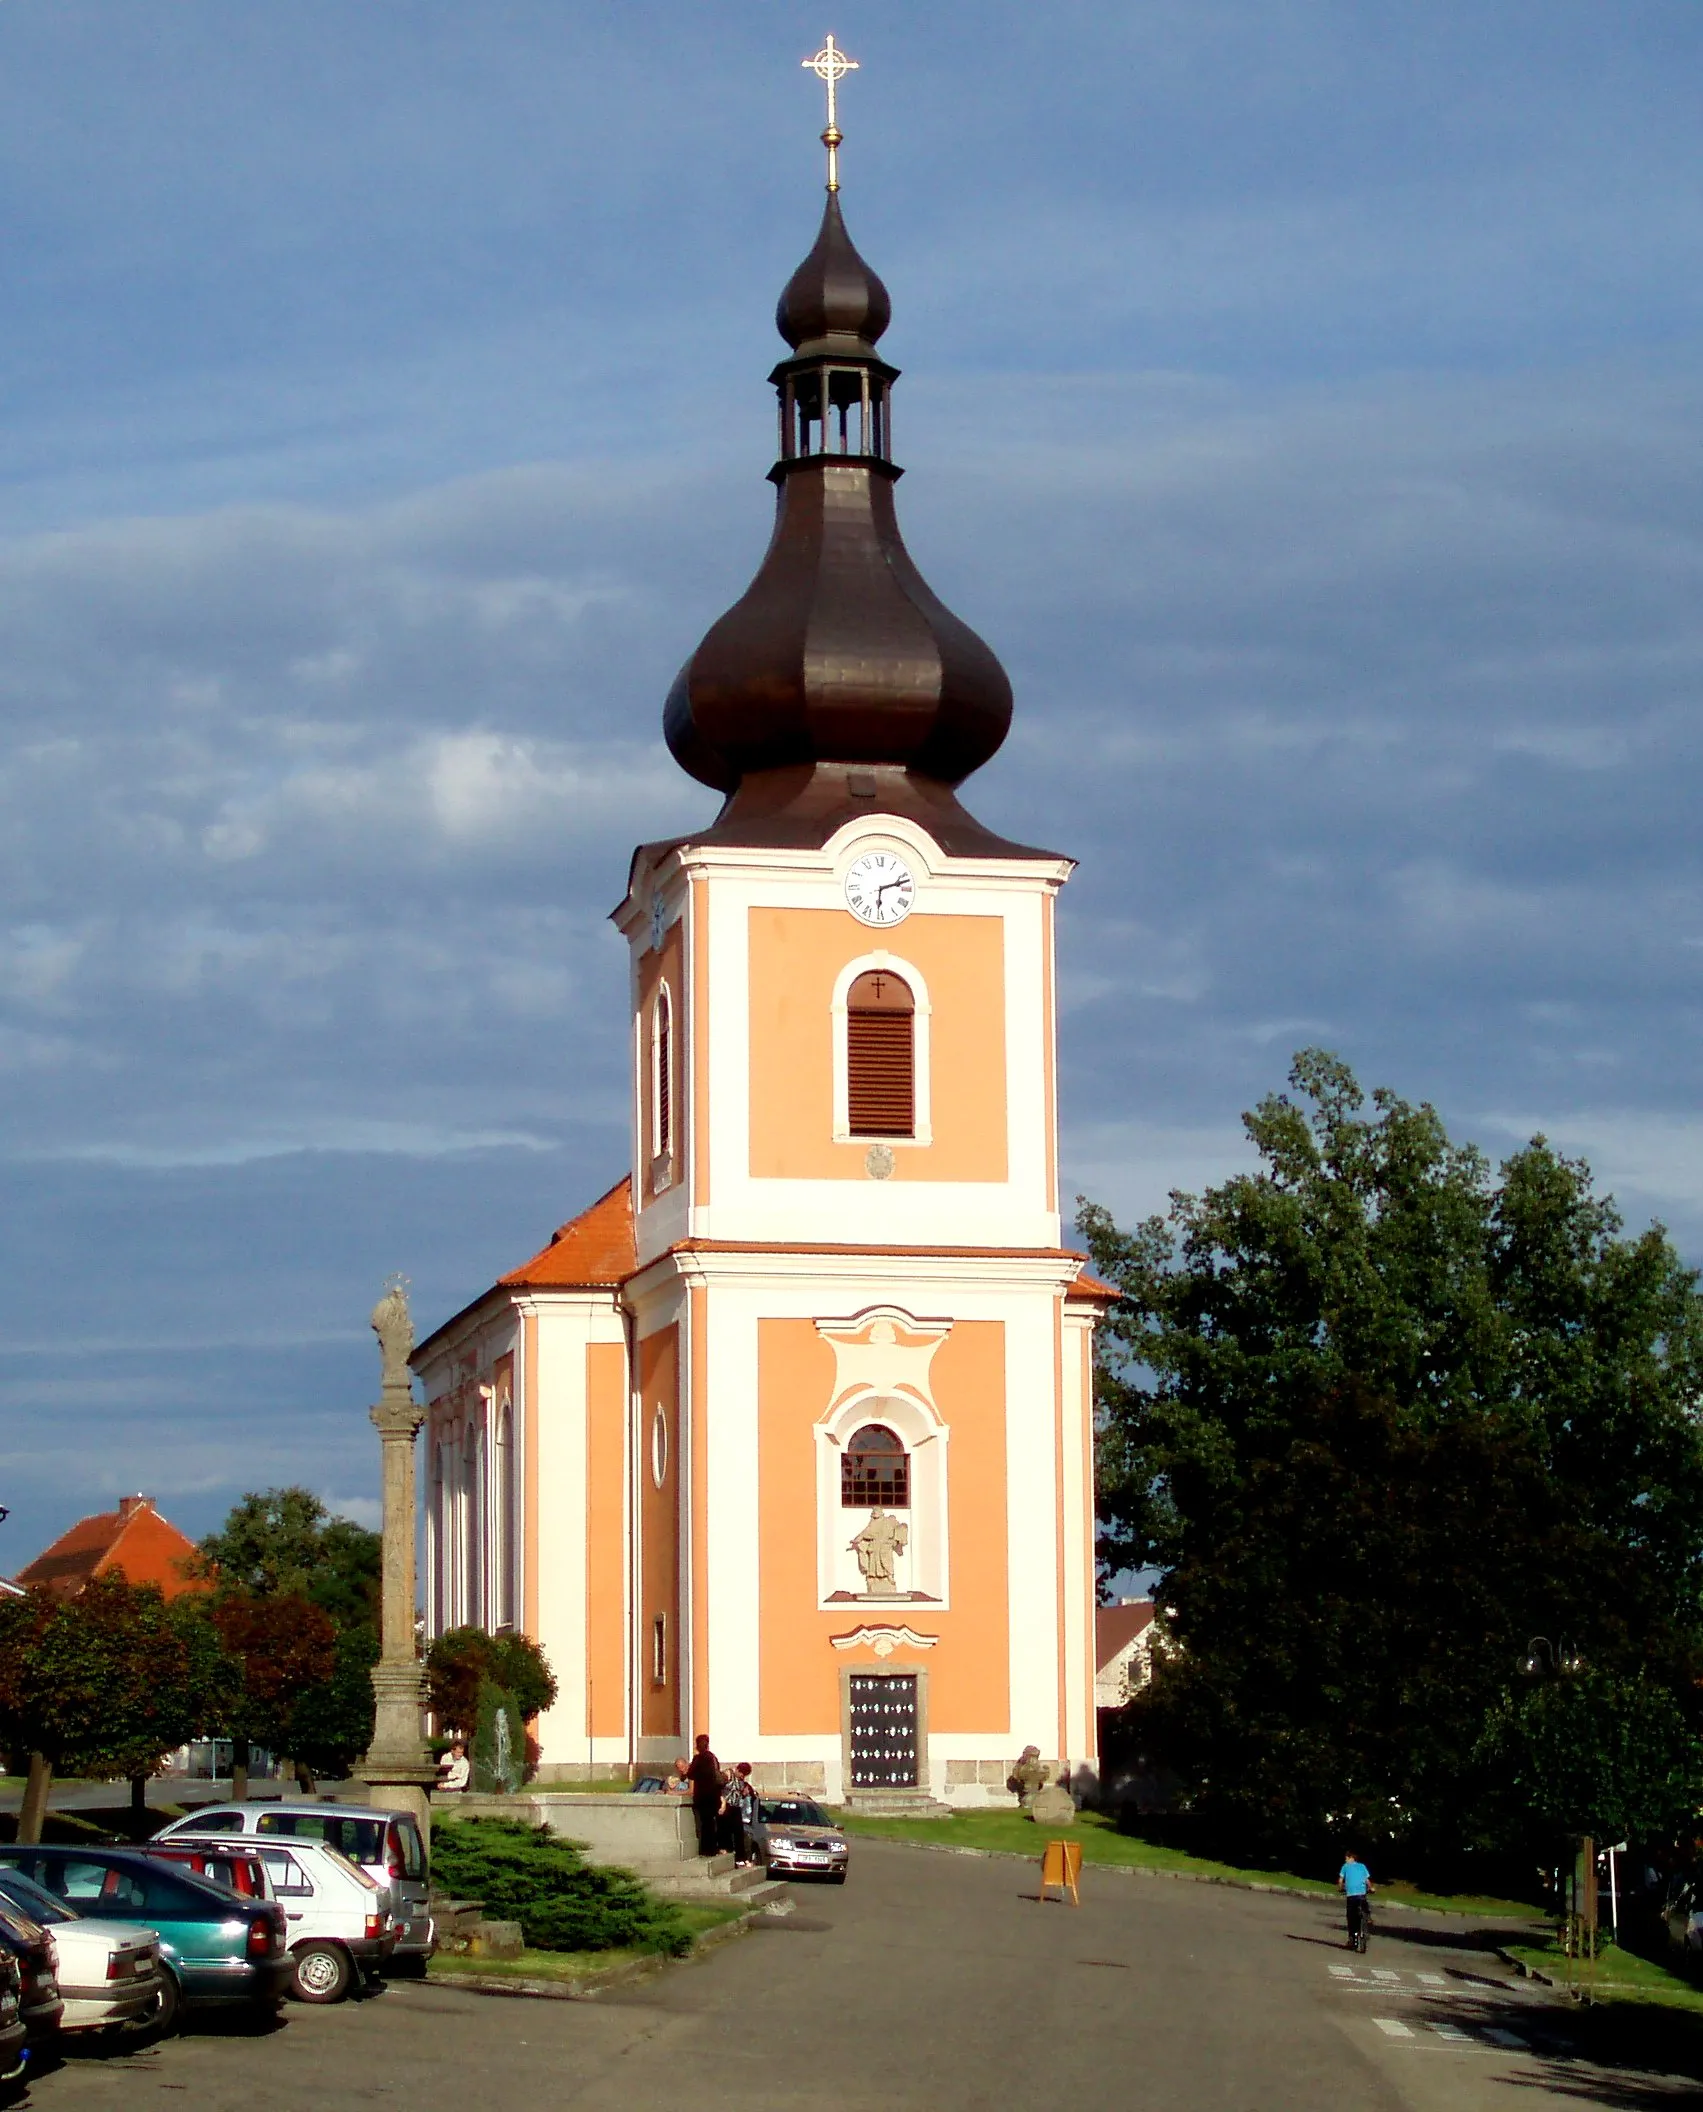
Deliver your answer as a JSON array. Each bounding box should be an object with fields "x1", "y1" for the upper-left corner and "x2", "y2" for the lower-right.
[{"x1": 843, "y1": 851, "x2": 915, "y2": 927}]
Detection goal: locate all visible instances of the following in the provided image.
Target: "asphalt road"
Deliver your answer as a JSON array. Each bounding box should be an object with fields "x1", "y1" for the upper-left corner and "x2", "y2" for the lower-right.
[{"x1": 18, "y1": 1840, "x2": 1701, "y2": 2111}]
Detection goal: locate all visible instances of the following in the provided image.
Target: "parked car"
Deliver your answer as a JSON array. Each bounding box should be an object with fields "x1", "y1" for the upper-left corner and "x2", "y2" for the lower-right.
[
  {"x1": 0, "y1": 1898, "x2": 62, "y2": 2047},
  {"x1": 0, "y1": 1848, "x2": 288, "y2": 2028},
  {"x1": 240, "y1": 1838, "x2": 394, "y2": 2004},
  {"x1": 751, "y1": 1798, "x2": 849, "y2": 1882},
  {"x1": 156, "y1": 1802, "x2": 433, "y2": 1967},
  {"x1": 0, "y1": 1868, "x2": 163, "y2": 2037},
  {"x1": 0, "y1": 1954, "x2": 26, "y2": 2091},
  {"x1": 138, "y1": 1839, "x2": 273, "y2": 1903}
]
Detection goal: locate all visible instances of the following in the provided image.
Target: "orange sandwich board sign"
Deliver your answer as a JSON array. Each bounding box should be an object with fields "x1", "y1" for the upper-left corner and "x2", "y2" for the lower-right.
[{"x1": 1039, "y1": 1837, "x2": 1082, "y2": 1906}]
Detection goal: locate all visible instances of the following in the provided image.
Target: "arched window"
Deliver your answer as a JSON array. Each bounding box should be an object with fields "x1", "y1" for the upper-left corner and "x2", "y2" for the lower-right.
[
  {"x1": 650, "y1": 984, "x2": 673, "y2": 1164},
  {"x1": 846, "y1": 970, "x2": 914, "y2": 1137},
  {"x1": 841, "y1": 1423, "x2": 910, "y2": 1509}
]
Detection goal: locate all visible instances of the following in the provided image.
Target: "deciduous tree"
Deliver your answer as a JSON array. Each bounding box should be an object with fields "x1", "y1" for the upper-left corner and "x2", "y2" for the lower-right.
[{"x1": 1083, "y1": 1050, "x2": 1703, "y2": 1870}]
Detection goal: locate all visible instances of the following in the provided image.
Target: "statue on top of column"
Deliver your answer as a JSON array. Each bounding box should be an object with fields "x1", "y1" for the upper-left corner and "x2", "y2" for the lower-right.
[{"x1": 371, "y1": 1277, "x2": 414, "y2": 1392}]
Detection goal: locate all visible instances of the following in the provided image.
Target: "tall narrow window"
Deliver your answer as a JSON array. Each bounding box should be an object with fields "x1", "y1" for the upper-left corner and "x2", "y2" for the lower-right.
[
  {"x1": 846, "y1": 970, "x2": 914, "y2": 1136},
  {"x1": 652, "y1": 1613, "x2": 669, "y2": 1687},
  {"x1": 650, "y1": 984, "x2": 673, "y2": 1164}
]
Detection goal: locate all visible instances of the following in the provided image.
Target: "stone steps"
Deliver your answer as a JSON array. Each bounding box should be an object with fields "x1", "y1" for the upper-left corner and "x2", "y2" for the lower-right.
[{"x1": 839, "y1": 1792, "x2": 955, "y2": 1818}]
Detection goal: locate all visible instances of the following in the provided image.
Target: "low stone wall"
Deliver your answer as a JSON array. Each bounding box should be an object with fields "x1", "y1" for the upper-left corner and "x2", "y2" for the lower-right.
[{"x1": 444, "y1": 1791, "x2": 697, "y2": 1866}]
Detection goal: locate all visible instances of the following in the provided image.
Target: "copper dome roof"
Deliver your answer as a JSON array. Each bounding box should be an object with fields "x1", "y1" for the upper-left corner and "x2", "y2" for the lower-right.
[{"x1": 661, "y1": 195, "x2": 1018, "y2": 825}]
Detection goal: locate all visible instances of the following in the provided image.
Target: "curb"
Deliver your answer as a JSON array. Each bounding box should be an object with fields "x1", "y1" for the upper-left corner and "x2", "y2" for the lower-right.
[
  {"x1": 419, "y1": 1907, "x2": 760, "y2": 2002},
  {"x1": 848, "y1": 1832, "x2": 1540, "y2": 1924}
]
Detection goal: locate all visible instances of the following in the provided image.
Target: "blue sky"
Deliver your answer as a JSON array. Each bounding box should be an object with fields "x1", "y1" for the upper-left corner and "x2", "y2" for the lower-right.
[{"x1": 3, "y1": 1, "x2": 1703, "y2": 1559}]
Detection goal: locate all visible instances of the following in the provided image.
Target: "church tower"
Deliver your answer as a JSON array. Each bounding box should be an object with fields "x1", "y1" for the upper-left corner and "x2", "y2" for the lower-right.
[{"x1": 415, "y1": 56, "x2": 1110, "y2": 1805}]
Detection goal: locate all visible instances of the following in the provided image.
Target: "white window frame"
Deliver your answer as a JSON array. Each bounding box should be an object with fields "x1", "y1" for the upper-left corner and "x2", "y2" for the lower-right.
[
  {"x1": 649, "y1": 980, "x2": 675, "y2": 1191},
  {"x1": 831, "y1": 951, "x2": 932, "y2": 1147}
]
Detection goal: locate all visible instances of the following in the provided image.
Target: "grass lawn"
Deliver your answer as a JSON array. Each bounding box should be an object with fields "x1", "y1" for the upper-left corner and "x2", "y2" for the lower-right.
[
  {"x1": 836, "y1": 1807, "x2": 1544, "y2": 1920},
  {"x1": 427, "y1": 1903, "x2": 748, "y2": 1985},
  {"x1": 1506, "y1": 1939, "x2": 1703, "y2": 2015}
]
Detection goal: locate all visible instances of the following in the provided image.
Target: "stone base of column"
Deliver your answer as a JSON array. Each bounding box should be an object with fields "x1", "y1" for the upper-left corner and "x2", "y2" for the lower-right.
[{"x1": 356, "y1": 1660, "x2": 439, "y2": 1840}]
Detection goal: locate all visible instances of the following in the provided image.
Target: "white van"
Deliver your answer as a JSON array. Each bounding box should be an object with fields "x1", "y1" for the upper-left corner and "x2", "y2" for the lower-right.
[{"x1": 170, "y1": 1835, "x2": 394, "y2": 2004}]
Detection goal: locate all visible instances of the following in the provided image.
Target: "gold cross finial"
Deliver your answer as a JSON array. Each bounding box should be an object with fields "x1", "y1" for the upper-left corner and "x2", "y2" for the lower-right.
[{"x1": 803, "y1": 35, "x2": 858, "y2": 193}]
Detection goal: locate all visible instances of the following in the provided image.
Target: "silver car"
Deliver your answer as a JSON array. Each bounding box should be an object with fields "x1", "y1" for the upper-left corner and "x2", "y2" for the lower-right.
[{"x1": 752, "y1": 1798, "x2": 849, "y2": 1883}]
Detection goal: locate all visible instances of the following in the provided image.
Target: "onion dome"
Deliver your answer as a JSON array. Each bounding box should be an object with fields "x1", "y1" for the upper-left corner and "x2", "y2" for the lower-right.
[{"x1": 660, "y1": 191, "x2": 1028, "y2": 853}]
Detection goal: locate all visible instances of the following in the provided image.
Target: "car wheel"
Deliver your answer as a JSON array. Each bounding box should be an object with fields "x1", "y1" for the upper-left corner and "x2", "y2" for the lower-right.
[
  {"x1": 290, "y1": 1943, "x2": 353, "y2": 2004},
  {"x1": 129, "y1": 1966, "x2": 182, "y2": 2040}
]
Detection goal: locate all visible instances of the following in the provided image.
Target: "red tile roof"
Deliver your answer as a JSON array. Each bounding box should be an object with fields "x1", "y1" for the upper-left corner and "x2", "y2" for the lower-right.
[
  {"x1": 1096, "y1": 1599, "x2": 1156, "y2": 1672},
  {"x1": 14, "y1": 1496, "x2": 208, "y2": 1603},
  {"x1": 498, "y1": 1177, "x2": 635, "y2": 1290}
]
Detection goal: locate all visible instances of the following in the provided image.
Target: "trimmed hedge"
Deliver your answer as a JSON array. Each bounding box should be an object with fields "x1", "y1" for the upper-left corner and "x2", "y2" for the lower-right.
[{"x1": 430, "y1": 1818, "x2": 691, "y2": 1956}]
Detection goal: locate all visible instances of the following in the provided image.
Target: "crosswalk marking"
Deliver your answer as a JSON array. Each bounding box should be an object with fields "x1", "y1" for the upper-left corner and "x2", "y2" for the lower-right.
[
  {"x1": 1483, "y1": 2027, "x2": 1527, "y2": 2049},
  {"x1": 1375, "y1": 2018, "x2": 1415, "y2": 2038},
  {"x1": 1429, "y1": 2023, "x2": 1469, "y2": 2041},
  {"x1": 1416, "y1": 1971, "x2": 1446, "y2": 1986},
  {"x1": 1370, "y1": 1968, "x2": 1401, "y2": 1982},
  {"x1": 1328, "y1": 1964, "x2": 1356, "y2": 1978}
]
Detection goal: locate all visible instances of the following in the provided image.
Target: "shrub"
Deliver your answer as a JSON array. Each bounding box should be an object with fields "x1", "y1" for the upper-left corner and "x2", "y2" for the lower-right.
[
  {"x1": 470, "y1": 1679, "x2": 525, "y2": 1795},
  {"x1": 430, "y1": 1818, "x2": 690, "y2": 1956},
  {"x1": 428, "y1": 1628, "x2": 557, "y2": 1736}
]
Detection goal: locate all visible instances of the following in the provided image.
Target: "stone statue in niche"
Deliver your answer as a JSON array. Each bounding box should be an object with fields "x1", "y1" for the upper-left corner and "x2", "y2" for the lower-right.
[{"x1": 849, "y1": 1507, "x2": 908, "y2": 1596}]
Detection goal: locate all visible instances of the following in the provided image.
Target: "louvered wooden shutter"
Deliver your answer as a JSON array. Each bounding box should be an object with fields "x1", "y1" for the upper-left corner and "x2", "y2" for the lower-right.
[
  {"x1": 653, "y1": 992, "x2": 672, "y2": 1158},
  {"x1": 847, "y1": 971, "x2": 914, "y2": 1136}
]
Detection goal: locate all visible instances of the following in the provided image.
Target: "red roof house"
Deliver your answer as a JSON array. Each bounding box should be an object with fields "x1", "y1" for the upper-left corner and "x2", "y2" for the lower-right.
[
  {"x1": 1095, "y1": 1598, "x2": 1157, "y2": 1709},
  {"x1": 13, "y1": 1494, "x2": 208, "y2": 1603}
]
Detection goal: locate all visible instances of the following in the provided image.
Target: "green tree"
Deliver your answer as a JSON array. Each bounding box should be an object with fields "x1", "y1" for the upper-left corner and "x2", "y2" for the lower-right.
[
  {"x1": 285, "y1": 1623, "x2": 379, "y2": 1784},
  {"x1": 196, "y1": 1488, "x2": 383, "y2": 1789},
  {"x1": 1082, "y1": 1050, "x2": 1703, "y2": 1868},
  {"x1": 0, "y1": 1578, "x2": 234, "y2": 1841},
  {"x1": 194, "y1": 1487, "x2": 380, "y2": 1629},
  {"x1": 427, "y1": 1627, "x2": 556, "y2": 1739}
]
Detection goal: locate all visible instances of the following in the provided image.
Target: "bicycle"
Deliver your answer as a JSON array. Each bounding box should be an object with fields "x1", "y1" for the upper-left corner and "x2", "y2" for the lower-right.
[{"x1": 1346, "y1": 1893, "x2": 1372, "y2": 1952}]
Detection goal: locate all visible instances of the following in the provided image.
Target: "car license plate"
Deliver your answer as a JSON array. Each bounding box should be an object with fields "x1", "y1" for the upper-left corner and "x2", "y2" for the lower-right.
[{"x1": 795, "y1": 1851, "x2": 830, "y2": 1863}]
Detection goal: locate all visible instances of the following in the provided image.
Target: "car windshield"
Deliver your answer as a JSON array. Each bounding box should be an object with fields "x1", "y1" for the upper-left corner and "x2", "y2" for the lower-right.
[
  {"x1": 760, "y1": 1800, "x2": 828, "y2": 1827},
  {"x1": 257, "y1": 1812, "x2": 387, "y2": 1864},
  {"x1": 0, "y1": 1872, "x2": 73, "y2": 1926}
]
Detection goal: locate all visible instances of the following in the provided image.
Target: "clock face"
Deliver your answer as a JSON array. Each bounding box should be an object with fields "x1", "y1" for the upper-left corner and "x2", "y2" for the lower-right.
[{"x1": 844, "y1": 850, "x2": 915, "y2": 927}]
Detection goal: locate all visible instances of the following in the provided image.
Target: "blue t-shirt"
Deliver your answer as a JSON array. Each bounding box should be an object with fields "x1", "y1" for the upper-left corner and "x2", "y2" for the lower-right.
[{"x1": 1340, "y1": 1860, "x2": 1370, "y2": 1897}]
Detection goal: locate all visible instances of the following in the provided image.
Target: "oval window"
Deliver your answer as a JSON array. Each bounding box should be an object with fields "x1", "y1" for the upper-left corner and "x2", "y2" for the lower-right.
[{"x1": 651, "y1": 1403, "x2": 669, "y2": 1488}]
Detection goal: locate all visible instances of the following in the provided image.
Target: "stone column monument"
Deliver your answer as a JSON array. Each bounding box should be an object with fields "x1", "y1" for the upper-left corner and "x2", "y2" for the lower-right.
[{"x1": 356, "y1": 1278, "x2": 439, "y2": 1835}]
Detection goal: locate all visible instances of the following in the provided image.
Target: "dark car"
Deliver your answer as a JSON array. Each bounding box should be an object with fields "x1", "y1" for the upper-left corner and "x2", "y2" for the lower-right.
[
  {"x1": 751, "y1": 1798, "x2": 850, "y2": 1882},
  {"x1": 0, "y1": 1953, "x2": 28, "y2": 2091},
  {"x1": 0, "y1": 1849, "x2": 288, "y2": 2026},
  {"x1": 0, "y1": 1897, "x2": 63, "y2": 2044}
]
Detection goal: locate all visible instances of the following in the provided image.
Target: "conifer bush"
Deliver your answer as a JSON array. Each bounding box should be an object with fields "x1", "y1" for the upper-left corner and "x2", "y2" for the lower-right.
[{"x1": 430, "y1": 1818, "x2": 691, "y2": 1955}]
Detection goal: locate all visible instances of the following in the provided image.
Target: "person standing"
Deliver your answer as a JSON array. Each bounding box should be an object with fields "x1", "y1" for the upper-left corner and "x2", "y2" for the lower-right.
[
  {"x1": 687, "y1": 1734, "x2": 722, "y2": 1857},
  {"x1": 727, "y1": 1761, "x2": 759, "y2": 1867},
  {"x1": 1338, "y1": 1850, "x2": 1374, "y2": 1949}
]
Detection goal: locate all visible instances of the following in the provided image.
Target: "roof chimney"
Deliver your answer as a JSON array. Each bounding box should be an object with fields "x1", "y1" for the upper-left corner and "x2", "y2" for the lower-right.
[{"x1": 116, "y1": 1494, "x2": 152, "y2": 1519}]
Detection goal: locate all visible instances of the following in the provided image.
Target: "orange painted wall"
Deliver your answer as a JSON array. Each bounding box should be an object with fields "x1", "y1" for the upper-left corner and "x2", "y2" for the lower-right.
[
  {"x1": 756, "y1": 1316, "x2": 1009, "y2": 1737},
  {"x1": 747, "y1": 908, "x2": 1008, "y2": 1183},
  {"x1": 585, "y1": 1341, "x2": 627, "y2": 1740},
  {"x1": 638, "y1": 1324, "x2": 680, "y2": 1737}
]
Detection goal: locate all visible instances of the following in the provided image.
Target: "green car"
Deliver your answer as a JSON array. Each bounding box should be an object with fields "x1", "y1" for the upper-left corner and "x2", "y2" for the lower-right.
[{"x1": 0, "y1": 1850, "x2": 289, "y2": 2030}]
